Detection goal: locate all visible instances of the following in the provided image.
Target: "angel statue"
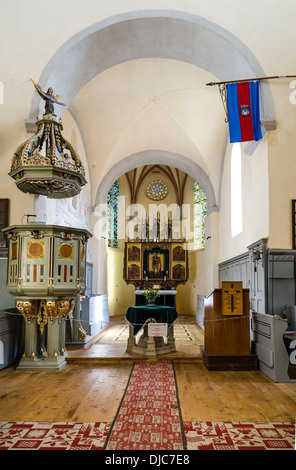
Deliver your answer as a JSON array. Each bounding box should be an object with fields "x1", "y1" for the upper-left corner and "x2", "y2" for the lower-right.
[{"x1": 31, "y1": 79, "x2": 66, "y2": 114}]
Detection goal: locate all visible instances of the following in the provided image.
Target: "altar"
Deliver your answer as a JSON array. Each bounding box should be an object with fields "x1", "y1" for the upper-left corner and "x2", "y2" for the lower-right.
[
  {"x1": 125, "y1": 305, "x2": 178, "y2": 357},
  {"x1": 123, "y1": 237, "x2": 186, "y2": 357}
]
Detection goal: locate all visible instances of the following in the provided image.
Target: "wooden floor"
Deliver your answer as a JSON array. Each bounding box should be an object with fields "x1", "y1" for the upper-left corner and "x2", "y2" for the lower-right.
[
  {"x1": 1, "y1": 362, "x2": 296, "y2": 424},
  {"x1": 67, "y1": 343, "x2": 202, "y2": 363},
  {"x1": 67, "y1": 315, "x2": 203, "y2": 364},
  {"x1": 1, "y1": 317, "x2": 296, "y2": 425}
]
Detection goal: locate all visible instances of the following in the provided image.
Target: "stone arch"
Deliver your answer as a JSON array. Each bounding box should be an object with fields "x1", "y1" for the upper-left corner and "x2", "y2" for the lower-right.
[
  {"x1": 94, "y1": 150, "x2": 217, "y2": 215},
  {"x1": 27, "y1": 10, "x2": 275, "y2": 126}
]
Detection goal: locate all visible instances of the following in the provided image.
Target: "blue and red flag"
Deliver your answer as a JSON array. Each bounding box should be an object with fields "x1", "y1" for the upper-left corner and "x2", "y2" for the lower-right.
[{"x1": 226, "y1": 81, "x2": 262, "y2": 143}]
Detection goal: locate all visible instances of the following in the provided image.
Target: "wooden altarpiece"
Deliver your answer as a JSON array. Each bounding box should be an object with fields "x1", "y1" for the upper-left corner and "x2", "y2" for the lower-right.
[{"x1": 123, "y1": 241, "x2": 188, "y2": 287}]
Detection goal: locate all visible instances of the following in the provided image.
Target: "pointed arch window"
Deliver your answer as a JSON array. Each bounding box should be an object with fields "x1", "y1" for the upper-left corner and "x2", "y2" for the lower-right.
[
  {"x1": 193, "y1": 182, "x2": 207, "y2": 250},
  {"x1": 107, "y1": 181, "x2": 119, "y2": 247}
]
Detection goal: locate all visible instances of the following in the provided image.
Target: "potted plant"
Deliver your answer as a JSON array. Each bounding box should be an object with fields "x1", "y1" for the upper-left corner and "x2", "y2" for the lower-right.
[{"x1": 143, "y1": 287, "x2": 160, "y2": 304}]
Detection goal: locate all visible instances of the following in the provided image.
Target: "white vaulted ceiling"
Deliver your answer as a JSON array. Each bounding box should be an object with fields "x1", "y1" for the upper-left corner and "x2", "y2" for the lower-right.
[{"x1": 72, "y1": 60, "x2": 225, "y2": 210}]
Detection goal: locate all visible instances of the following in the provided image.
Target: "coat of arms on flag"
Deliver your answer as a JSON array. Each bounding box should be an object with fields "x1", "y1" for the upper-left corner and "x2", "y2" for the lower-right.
[{"x1": 240, "y1": 105, "x2": 250, "y2": 117}]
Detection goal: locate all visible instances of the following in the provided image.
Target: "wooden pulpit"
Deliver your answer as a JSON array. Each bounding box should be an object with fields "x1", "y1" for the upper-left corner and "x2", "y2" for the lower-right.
[{"x1": 201, "y1": 282, "x2": 257, "y2": 370}]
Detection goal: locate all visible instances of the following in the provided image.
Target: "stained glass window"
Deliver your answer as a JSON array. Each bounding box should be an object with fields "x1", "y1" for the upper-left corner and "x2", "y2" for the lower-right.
[
  {"x1": 107, "y1": 181, "x2": 119, "y2": 247},
  {"x1": 146, "y1": 180, "x2": 168, "y2": 201},
  {"x1": 194, "y1": 182, "x2": 207, "y2": 250}
]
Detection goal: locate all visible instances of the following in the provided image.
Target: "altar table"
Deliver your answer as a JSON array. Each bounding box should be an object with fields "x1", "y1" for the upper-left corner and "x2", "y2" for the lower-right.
[
  {"x1": 126, "y1": 304, "x2": 178, "y2": 334},
  {"x1": 125, "y1": 305, "x2": 178, "y2": 357}
]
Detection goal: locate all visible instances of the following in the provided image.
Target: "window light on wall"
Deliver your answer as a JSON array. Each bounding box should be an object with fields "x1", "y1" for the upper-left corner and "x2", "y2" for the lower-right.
[
  {"x1": 231, "y1": 143, "x2": 243, "y2": 238},
  {"x1": 107, "y1": 181, "x2": 119, "y2": 247},
  {"x1": 193, "y1": 182, "x2": 207, "y2": 250}
]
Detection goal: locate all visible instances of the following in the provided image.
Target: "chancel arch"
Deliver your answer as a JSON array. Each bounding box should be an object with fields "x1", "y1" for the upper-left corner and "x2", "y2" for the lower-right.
[
  {"x1": 94, "y1": 150, "x2": 217, "y2": 215},
  {"x1": 92, "y1": 150, "x2": 217, "y2": 315},
  {"x1": 26, "y1": 10, "x2": 275, "y2": 130}
]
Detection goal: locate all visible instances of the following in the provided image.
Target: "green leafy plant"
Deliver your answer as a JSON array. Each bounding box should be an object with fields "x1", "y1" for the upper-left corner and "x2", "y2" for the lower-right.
[{"x1": 143, "y1": 288, "x2": 160, "y2": 302}]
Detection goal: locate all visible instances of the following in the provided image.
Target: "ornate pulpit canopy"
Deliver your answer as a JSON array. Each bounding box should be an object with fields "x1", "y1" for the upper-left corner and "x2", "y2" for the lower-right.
[{"x1": 9, "y1": 80, "x2": 87, "y2": 198}]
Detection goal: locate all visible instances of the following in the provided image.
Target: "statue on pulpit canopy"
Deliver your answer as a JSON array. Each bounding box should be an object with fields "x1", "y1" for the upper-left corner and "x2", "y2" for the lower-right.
[{"x1": 31, "y1": 79, "x2": 66, "y2": 113}]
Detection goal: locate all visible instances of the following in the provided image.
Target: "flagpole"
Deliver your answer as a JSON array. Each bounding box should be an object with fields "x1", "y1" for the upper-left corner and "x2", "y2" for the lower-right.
[
  {"x1": 206, "y1": 75, "x2": 296, "y2": 86},
  {"x1": 217, "y1": 84, "x2": 229, "y2": 122},
  {"x1": 209, "y1": 75, "x2": 296, "y2": 123}
]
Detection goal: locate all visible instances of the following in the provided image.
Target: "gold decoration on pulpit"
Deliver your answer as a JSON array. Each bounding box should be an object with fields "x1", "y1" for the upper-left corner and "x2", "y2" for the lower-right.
[
  {"x1": 56, "y1": 299, "x2": 75, "y2": 322},
  {"x1": 37, "y1": 300, "x2": 49, "y2": 337},
  {"x1": 37, "y1": 299, "x2": 75, "y2": 336},
  {"x1": 58, "y1": 242, "x2": 74, "y2": 260},
  {"x1": 28, "y1": 229, "x2": 44, "y2": 239},
  {"x1": 10, "y1": 242, "x2": 18, "y2": 260},
  {"x1": 16, "y1": 300, "x2": 36, "y2": 324},
  {"x1": 60, "y1": 231, "x2": 75, "y2": 240},
  {"x1": 78, "y1": 324, "x2": 87, "y2": 340},
  {"x1": 27, "y1": 241, "x2": 45, "y2": 259},
  {"x1": 45, "y1": 300, "x2": 58, "y2": 323},
  {"x1": 81, "y1": 244, "x2": 85, "y2": 262}
]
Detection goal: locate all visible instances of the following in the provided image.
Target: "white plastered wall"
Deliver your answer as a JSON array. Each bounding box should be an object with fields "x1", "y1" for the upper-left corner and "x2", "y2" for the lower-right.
[
  {"x1": 267, "y1": 81, "x2": 296, "y2": 249},
  {"x1": 219, "y1": 133, "x2": 269, "y2": 263}
]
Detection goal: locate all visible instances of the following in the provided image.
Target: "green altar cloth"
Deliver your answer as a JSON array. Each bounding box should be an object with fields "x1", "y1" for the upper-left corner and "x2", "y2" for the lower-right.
[{"x1": 126, "y1": 305, "x2": 178, "y2": 335}]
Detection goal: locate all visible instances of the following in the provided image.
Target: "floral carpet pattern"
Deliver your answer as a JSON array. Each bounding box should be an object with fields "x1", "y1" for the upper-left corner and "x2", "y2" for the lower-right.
[{"x1": 95, "y1": 323, "x2": 204, "y2": 345}]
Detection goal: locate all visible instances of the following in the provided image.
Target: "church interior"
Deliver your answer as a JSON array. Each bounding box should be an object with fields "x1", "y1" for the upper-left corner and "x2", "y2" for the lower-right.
[{"x1": 0, "y1": 0, "x2": 296, "y2": 452}]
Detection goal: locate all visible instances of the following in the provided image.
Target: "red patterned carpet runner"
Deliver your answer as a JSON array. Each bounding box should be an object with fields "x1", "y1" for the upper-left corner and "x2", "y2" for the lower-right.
[
  {"x1": 184, "y1": 421, "x2": 295, "y2": 450},
  {"x1": 104, "y1": 362, "x2": 185, "y2": 451},
  {"x1": 0, "y1": 421, "x2": 110, "y2": 450},
  {"x1": 0, "y1": 420, "x2": 294, "y2": 450}
]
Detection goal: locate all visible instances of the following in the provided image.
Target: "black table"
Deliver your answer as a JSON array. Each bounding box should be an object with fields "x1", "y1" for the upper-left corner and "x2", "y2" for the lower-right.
[{"x1": 126, "y1": 304, "x2": 178, "y2": 335}]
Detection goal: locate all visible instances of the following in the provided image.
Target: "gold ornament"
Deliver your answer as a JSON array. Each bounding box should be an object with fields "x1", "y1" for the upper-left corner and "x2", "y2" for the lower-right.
[{"x1": 16, "y1": 300, "x2": 35, "y2": 323}]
